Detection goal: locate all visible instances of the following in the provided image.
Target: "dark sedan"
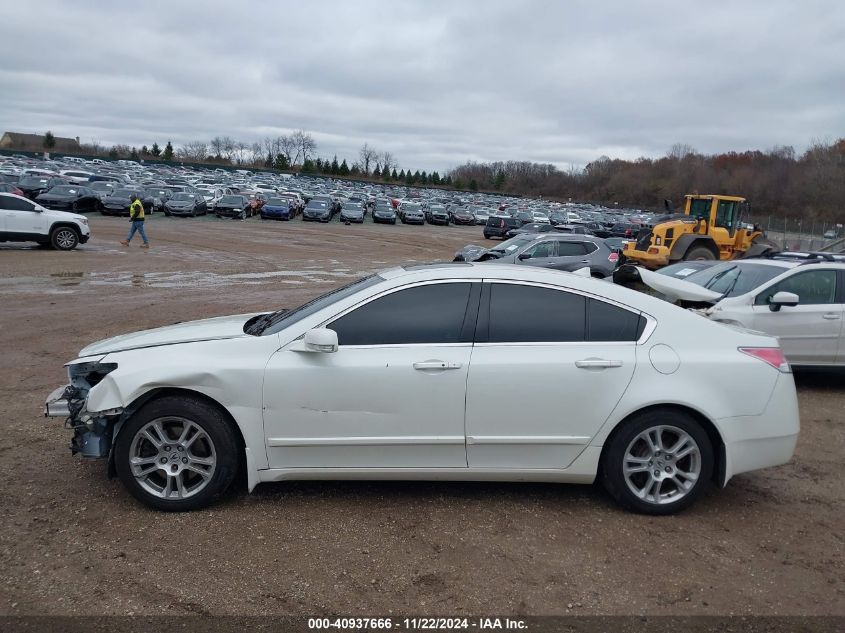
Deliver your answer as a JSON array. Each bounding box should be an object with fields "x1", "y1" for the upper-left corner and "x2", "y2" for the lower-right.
[
  {"x1": 261, "y1": 197, "x2": 296, "y2": 221},
  {"x1": 372, "y1": 203, "x2": 396, "y2": 224},
  {"x1": 165, "y1": 193, "x2": 208, "y2": 217},
  {"x1": 339, "y1": 202, "x2": 365, "y2": 223},
  {"x1": 504, "y1": 222, "x2": 561, "y2": 239},
  {"x1": 400, "y1": 204, "x2": 425, "y2": 225},
  {"x1": 100, "y1": 189, "x2": 154, "y2": 216},
  {"x1": 608, "y1": 222, "x2": 642, "y2": 239},
  {"x1": 18, "y1": 176, "x2": 66, "y2": 199},
  {"x1": 35, "y1": 185, "x2": 101, "y2": 212},
  {"x1": 449, "y1": 207, "x2": 476, "y2": 226},
  {"x1": 215, "y1": 195, "x2": 250, "y2": 219},
  {"x1": 302, "y1": 200, "x2": 332, "y2": 222}
]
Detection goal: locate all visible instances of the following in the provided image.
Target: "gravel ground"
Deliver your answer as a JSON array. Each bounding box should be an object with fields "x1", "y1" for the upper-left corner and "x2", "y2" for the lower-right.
[{"x1": 0, "y1": 215, "x2": 842, "y2": 616}]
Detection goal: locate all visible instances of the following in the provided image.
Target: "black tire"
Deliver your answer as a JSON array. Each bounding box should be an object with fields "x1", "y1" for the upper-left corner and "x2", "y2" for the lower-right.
[
  {"x1": 684, "y1": 246, "x2": 717, "y2": 261},
  {"x1": 601, "y1": 409, "x2": 713, "y2": 515},
  {"x1": 114, "y1": 395, "x2": 240, "y2": 512},
  {"x1": 50, "y1": 226, "x2": 79, "y2": 250}
]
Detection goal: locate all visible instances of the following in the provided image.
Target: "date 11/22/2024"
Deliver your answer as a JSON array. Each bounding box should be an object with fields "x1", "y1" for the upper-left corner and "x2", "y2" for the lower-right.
[{"x1": 307, "y1": 618, "x2": 528, "y2": 630}]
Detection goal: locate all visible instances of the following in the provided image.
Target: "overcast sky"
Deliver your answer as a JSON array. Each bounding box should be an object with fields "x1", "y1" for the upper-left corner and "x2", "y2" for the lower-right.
[{"x1": 1, "y1": 1, "x2": 843, "y2": 172}]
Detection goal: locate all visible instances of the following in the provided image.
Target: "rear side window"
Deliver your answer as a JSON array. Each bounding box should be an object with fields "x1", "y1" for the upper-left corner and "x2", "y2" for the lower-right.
[
  {"x1": 556, "y1": 241, "x2": 587, "y2": 256},
  {"x1": 329, "y1": 283, "x2": 474, "y2": 346},
  {"x1": 486, "y1": 283, "x2": 585, "y2": 342},
  {"x1": 587, "y1": 299, "x2": 644, "y2": 341}
]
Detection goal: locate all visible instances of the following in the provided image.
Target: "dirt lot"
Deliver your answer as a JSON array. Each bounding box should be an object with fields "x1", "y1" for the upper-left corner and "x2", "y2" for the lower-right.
[{"x1": 0, "y1": 215, "x2": 842, "y2": 616}]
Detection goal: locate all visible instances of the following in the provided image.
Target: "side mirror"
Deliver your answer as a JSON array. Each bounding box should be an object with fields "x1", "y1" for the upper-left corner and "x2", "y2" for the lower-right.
[
  {"x1": 303, "y1": 328, "x2": 339, "y2": 352},
  {"x1": 518, "y1": 252, "x2": 532, "y2": 260},
  {"x1": 768, "y1": 291, "x2": 799, "y2": 312}
]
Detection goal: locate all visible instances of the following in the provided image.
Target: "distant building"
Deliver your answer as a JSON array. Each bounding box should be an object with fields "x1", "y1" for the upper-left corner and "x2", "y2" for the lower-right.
[{"x1": 0, "y1": 132, "x2": 82, "y2": 152}]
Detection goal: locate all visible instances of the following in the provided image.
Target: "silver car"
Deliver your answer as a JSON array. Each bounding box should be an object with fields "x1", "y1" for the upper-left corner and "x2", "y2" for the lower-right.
[{"x1": 475, "y1": 234, "x2": 620, "y2": 278}]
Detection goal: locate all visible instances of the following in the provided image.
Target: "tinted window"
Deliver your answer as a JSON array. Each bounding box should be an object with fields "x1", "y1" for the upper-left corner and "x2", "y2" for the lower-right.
[
  {"x1": 687, "y1": 262, "x2": 786, "y2": 298},
  {"x1": 583, "y1": 241, "x2": 599, "y2": 254},
  {"x1": 556, "y1": 241, "x2": 587, "y2": 256},
  {"x1": 488, "y1": 284, "x2": 585, "y2": 343},
  {"x1": 754, "y1": 270, "x2": 838, "y2": 305},
  {"x1": 587, "y1": 299, "x2": 643, "y2": 341},
  {"x1": 523, "y1": 241, "x2": 554, "y2": 258},
  {"x1": 0, "y1": 196, "x2": 35, "y2": 211},
  {"x1": 329, "y1": 283, "x2": 473, "y2": 346}
]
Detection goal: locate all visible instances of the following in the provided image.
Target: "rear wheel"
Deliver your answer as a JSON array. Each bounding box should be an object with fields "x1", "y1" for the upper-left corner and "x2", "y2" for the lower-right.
[
  {"x1": 601, "y1": 409, "x2": 713, "y2": 515},
  {"x1": 50, "y1": 226, "x2": 79, "y2": 250},
  {"x1": 684, "y1": 246, "x2": 717, "y2": 261},
  {"x1": 114, "y1": 395, "x2": 240, "y2": 512}
]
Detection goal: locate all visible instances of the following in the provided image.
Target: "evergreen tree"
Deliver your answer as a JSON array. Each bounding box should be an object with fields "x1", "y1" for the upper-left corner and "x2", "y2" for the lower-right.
[
  {"x1": 315, "y1": 157, "x2": 324, "y2": 172},
  {"x1": 494, "y1": 171, "x2": 506, "y2": 190},
  {"x1": 420, "y1": 171, "x2": 428, "y2": 184},
  {"x1": 411, "y1": 170, "x2": 420, "y2": 184},
  {"x1": 350, "y1": 164, "x2": 360, "y2": 176},
  {"x1": 141, "y1": 145, "x2": 149, "y2": 156},
  {"x1": 391, "y1": 168, "x2": 398, "y2": 180},
  {"x1": 445, "y1": 175, "x2": 453, "y2": 186},
  {"x1": 398, "y1": 169, "x2": 406, "y2": 180},
  {"x1": 151, "y1": 142, "x2": 161, "y2": 157},
  {"x1": 163, "y1": 141, "x2": 174, "y2": 161},
  {"x1": 274, "y1": 154, "x2": 289, "y2": 170},
  {"x1": 130, "y1": 147, "x2": 139, "y2": 161},
  {"x1": 43, "y1": 131, "x2": 56, "y2": 150},
  {"x1": 453, "y1": 178, "x2": 463, "y2": 189},
  {"x1": 339, "y1": 159, "x2": 350, "y2": 176},
  {"x1": 108, "y1": 147, "x2": 119, "y2": 159},
  {"x1": 469, "y1": 179, "x2": 479, "y2": 191},
  {"x1": 381, "y1": 164, "x2": 390, "y2": 179},
  {"x1": 331, "y1": 155, "x2": 340, "y2": 174},
  {"x1": 302, "y1": 158, "x2": 316, "y2": 173},
  {"x1": 431, "y1": 171, "x2": 440, "y2": 185}
]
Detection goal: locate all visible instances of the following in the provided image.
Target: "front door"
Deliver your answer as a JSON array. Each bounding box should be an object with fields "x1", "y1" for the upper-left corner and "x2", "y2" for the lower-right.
[
  {"x1": 751, "y1": 269, "x2": 842, "y2": 365},
  {"x1": 1, "y1": 196, "x2": 49, "y2": 237},
  {"x1": 465, "y1": 282, "x2": 639, "y2": 469},
  {"x1": 263, "y1": 282, "x2": 479, "y2": 469}
]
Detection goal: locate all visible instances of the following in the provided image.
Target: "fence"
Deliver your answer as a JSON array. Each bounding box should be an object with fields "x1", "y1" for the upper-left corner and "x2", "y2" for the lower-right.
[{"x1": 746, "y1": 215, "x2": 845, "y2": 252}]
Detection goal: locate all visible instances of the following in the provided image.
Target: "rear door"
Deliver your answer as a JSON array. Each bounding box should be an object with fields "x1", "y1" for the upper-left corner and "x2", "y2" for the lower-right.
[
  {"x1": 751, "y1": 268, "x2": 842, "y2": 365},
  {"x1": 464, "y1": 281, "x2": 639, "y2": 469},
  {"x1": 545, "y1": 239, "x2": 592, "y2": 271}
]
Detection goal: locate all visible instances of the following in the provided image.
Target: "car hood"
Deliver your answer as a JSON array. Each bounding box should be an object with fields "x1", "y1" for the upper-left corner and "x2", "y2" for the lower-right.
[
  {"x1": 617, "y1": 265, "x2": 723, "y2": 303},
  {"x1": 454, "y1": 244, "x2": 490, "y2": 262},
  {"x1": 36, "y1": 193, "x2": 74, "y2": 202},
  {"x1": 79, "y1": 312, "x2": 261, "y2": 356}
]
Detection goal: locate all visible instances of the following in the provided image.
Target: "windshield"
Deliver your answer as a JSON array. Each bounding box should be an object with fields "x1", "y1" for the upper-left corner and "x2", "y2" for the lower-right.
[
  {"x1": 112, "y1": 189, "x2": 137, "y2": 197},
  {"x1": 220, "y1": 195, "x2": 243, "y2": 204},
  {"x1": 50, "y1": 186, "x2": 78, "y2": 195},
  {"x1": 683, "y1": 262, "x2": 785, "y2": 297},
  {"x1": 307, "y1": 201, "x2": 328, "y2": 209},
  {"x1": 171, "y1": 193, "x2": 195, "y2": 201},
  {"x1": 493, "y1": 235, "x2": 535, "y2": 253},
  {"x1": 20, "y1": 177, "x2": 48, "y2": 186},
  {"x1": 266, "y1": 198, "x2": 287, "y2": 206},
  {"x1": 257, "y1": 274, "x2": 383, "y2": 336}
]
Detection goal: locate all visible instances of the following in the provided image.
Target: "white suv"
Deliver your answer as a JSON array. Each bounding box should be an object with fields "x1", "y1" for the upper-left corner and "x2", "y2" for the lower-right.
[
  {"x1": 630, "y1": 253, "x2": 845, "y2": 367},
  {"x1": 0, "y1": 192, "x2": 91, "y2": 250}
]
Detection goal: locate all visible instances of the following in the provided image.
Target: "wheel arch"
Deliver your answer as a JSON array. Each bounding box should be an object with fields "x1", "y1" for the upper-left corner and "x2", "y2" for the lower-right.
[
  {"x1": 668, "y1": 235, "x2": 719, "y2": 261},
  {"x1": 598, "y1": 403, "x2": 726, "y2": 486},
  {"x1": 49, "y1": 221, "x2": 82, "y2": 235},
  {"x1": 108, "y1": 387, "x2": 250, "y2": 488}
]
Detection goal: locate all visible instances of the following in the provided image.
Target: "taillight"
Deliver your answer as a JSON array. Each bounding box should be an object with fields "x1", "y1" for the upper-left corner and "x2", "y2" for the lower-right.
[
  {"x1": 608, "y1": 252, "x2": 619, "y2": 262},
  {"x1": 739, "y1": 347, "x2": 791, "y2": 372},
  {"x1": 625, "y1": 229, "x2": 632, "y2": 237}
]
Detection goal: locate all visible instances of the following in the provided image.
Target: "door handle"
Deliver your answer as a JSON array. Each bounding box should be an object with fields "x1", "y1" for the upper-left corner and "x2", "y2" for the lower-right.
[
  {"x1": 413, "y1": 361, "x2": 462, "y2": 370},
  {"x1": 575, "y1": 359, "x2": 623, "y2": 369},
  {"x1": 822, "y1": 313, "x2": 841, "y2": 320}
]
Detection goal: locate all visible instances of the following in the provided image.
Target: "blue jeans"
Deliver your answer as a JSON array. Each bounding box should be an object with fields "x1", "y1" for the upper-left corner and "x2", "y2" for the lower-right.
[{"x1": 126, "y1": 220, "x2": 148, "y2": 244}]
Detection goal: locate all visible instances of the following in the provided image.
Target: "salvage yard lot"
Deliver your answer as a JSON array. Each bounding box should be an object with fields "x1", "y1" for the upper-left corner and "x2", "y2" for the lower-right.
[{"x1": 0, "y1": 216, "x2": 842, "y2": 616}]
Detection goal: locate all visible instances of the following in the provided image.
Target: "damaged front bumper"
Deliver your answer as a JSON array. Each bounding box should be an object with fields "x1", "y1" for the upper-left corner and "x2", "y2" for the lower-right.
[{"x1": 45, "y1": 361, "x2": 124, "y2": 459}]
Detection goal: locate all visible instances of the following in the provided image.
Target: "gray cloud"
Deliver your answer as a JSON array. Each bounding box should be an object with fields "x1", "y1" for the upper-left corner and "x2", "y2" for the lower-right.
[{"x1": 1, "y1": 0, "x2": 842, "y2": 172}]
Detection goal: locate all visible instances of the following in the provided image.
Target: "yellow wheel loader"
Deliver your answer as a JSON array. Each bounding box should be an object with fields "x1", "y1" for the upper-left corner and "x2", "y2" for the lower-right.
[{"x1": 620, "y1": 194, "x2": 778, "y2": 270}]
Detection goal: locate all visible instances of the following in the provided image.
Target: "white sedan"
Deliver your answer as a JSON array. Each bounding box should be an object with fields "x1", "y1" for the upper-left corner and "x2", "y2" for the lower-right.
[{"x1": 45, "y1": 264, "x2": 799, "y2": 514}]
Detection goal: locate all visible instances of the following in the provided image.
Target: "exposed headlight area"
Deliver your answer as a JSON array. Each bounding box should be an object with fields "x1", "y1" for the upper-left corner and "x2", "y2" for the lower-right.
[{"x1": 45, "y1": 361, "x2": 121, "y2": 458}]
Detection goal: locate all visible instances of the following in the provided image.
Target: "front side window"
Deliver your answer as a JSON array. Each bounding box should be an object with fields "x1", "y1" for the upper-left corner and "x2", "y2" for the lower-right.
[
  {"x1": 754, "y1": 270, "x2": 838, "y2": 305},
  {"x1": 487, "y1": 283, "x2": 585, "y2": 343},
  {"x1": 329, "y1": 283, "x2": 474, "y2": 346},
  {"x1": 522, "y1": 241, "x2": 554, "y2": 259},
  {"x1": 1, "y1": 196, "x2": 35, "y2": 211}
]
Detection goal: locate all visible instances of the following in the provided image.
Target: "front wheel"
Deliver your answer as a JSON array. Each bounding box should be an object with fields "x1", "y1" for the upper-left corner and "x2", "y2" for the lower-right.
[
  {"x1": 684, "y1": 246, "x2": 717, "y2": 261},
  {"x1": 601, "y1": 409, "x2": 713, "y2": 515},
  {"x1": 114, "y1": 396, "x2": 240, "y2": 512},
  {"x1": 50, "y1": 226, "x2": 79, "y2": 250}
]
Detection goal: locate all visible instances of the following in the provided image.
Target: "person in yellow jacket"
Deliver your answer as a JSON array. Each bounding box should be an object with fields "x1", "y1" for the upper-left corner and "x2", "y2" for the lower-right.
[{"x1": 120, "y1": 194, "x2": 150, "y2": 248}]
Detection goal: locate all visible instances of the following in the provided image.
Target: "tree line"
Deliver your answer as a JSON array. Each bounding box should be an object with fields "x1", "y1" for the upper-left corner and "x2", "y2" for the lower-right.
[{"x1": 447, "y1": 140, "x2": 845, "y2": 221}]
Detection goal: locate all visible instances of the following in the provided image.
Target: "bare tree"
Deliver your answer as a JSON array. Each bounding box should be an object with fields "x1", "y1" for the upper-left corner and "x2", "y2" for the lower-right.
[
  {"x1": 290, "y1": 130, "x2": 316, "y2": 165},
  {"x1": 278, "y1": 135, "x2": 296, "y2": 165},
  {"x1": 222, "y1": 136, "x2": 236, "y2": 161},
  {"x1": 177, "y1": 141, "x2": 208, "y2": 161},
  {"x1": 210, "y1": 136, "x2": 224, "y2": 158},
  {"x1": 381, "y1": 151, "x2": 397, "y2": 173},
  {"x1": 250, "y1": 142, "x2": 263, "y2": 165},
  {"x1": 359, "y1": 143, "x2": 378, "y2": 175}
]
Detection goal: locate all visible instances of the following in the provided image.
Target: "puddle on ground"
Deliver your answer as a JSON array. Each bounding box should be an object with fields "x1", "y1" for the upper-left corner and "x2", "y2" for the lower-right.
[{"x1": 0, "y1": 268, "x2": 374, "y2": 293}]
